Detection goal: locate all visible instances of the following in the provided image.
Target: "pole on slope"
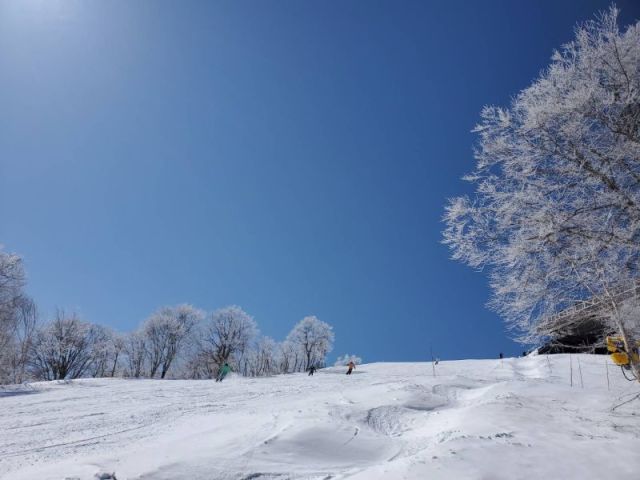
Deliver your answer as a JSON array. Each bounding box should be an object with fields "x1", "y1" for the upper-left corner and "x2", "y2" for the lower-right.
[
  {"x1": 605, "y1": 356, "x2": 611, "y2": 391},
  {"x1": 430, "y1": 345, "x2": 436, "y2": 377},
  {"x1": 577, "y1": 356, "x2": 584, "y2": 388},
  {"x1": 546, "y1": 354, "x2": 552, "y2": 374},
  {"x1": 569, "y1": 354, "x2": 574, "y2": 387}
]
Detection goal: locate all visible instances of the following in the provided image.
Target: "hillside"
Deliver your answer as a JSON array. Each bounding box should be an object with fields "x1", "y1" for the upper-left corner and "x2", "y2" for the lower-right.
[{"x1": 1, "y1": 355, "x2": 639, "y2": 480}]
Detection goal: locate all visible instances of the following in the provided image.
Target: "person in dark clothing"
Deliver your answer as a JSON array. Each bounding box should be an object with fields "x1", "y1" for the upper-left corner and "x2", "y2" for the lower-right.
[
  {"x1": 216, "y1": 363, "x2": 231, "y2": 382},
  {"x1": 308, "y1": 365, "x2": 316, "y2": 376},
  {"x1": 499, "y1": 352, "x2": 504, "y2": 359},
  {"x1": 346, "y1": 361, "x2": 356, "y2": 375}
]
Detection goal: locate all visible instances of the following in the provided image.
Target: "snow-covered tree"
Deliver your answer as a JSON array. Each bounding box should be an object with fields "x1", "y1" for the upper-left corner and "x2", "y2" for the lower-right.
[
  {"x1": 203, "y1": 305, "x2": 258, "y2": 370},
  {"x1": 246, "y1": 336, "x2": 278, "y2": 377},
  {"x1": 109, "y1": 333, "x2": 125, "y2": 377},
  {"x1": 88, "y1": 327, "x2": 125, "y2": 378},
  {"x1": 7, "y1": 296, "x2": 38, "y2": 383},
  {"x1": 142, "y1": 304, "x2": 203, "y2": 379},
  {"x1": 277, "y1": 340, "x2": 302, "y2": 373},
  {"x1": 286, "y1": 316, "x2": 334, "y2": 370},
  {"x1": 443, "y1": 7, "x2": 640, "y2": 379},
  {"x1": 88, "y1": 325, "x2": 114, "y2": 378},
  {"x1": 0, "y1": 248, "x2": 28, "y2": 383},
  {"x1": 29, "y1": 311, "x2": 98, "y2": 380},
  {"x1": 0, "y1": 247, "x2": 24, "y2": 318},
  {"x1": 182, "y1": 348, "x2": 216, "y2": 379},
  {"x1": 334, "y1": 353, "x2": 362, "y2": 367},
  {"x1": 123, "y1": 330, "x2": 147, "y2": 378}
]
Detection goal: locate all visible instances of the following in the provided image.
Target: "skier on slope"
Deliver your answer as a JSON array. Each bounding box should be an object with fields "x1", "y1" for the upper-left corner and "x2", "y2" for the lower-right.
[
  {"x1": 216, "y1": 363, "x2": 231, "y2": 382},
  {"x1": 308, "y1": 365, "x2": 317, "y2": 376},
  {"x1": 346, "y1": 361, "x2": 356, "y2": 375}
]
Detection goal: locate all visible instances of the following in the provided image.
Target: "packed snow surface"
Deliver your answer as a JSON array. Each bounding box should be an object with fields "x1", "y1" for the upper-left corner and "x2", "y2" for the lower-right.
[{"x1": 2, "y1": 355, "x2": 640, "y2": 479}]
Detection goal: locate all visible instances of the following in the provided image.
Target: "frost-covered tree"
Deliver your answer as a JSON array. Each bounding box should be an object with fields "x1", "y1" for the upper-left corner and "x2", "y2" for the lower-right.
[
  {"x1": 167, "y1": 306, "x2": 276, "y2": 379},
  {"x1": 0, "y1": 248, "x2": 27, "y2": 383},
  {"x1": 246, "y1": 336, "x2": 278, "y2": 377},
  {"x1": 88, "y1": 327, "x2": 125, "y2": 378},
  {"x1": 8, "y1": 296, "x2": 38, "y2": 383},
  {"x1": 89, "y1": 325, "x2": 114, "y2": 378},
  {"x1": 182, "y1": 348, "x2": 216, "y2": 379},
  {"x1": 203, "y1": 305, "x2": 258, "y2": 370},
  {"x1": 286, "y1": 316, "x2": 334, "y2": 370},
  {"x1": 30, "y1": 311, "x2": 98, "y2": 380},
  {"x1": 0, "y1": 296, "x2": 37, "y2": 384},
  {"x1": 278, "y1": 340, "x2": 302, "y2": 373},
  {"x1": 123, "y1": 330, "x2": 147, "y2": 378},
  {"x1": 0, "y1": 248, "x2": 24, "y2": 317},
  {"x1": 142, "y1": 304, "x2": 203, "y2": 379},
  {"x1": 334, "y1": 353, "x2": 362, "y2": 367},
  {"x1": 109, "y1": 333, "x2": 125, "y2": 377},
  {"x1": 179, "y1": 319, "x2": 216, "y2": 379},
  {"x1": 443, "y1": 7, "x2": 640, "y2": 379},
  {"x1": 0, "y1": 248, "x2": 39, "y2": 384}
]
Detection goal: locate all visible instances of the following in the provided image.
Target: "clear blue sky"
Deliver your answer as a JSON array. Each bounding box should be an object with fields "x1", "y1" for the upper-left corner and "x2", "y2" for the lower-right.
[{"x1": 1, "y1": 1, "x2": 639, "y2": 362}]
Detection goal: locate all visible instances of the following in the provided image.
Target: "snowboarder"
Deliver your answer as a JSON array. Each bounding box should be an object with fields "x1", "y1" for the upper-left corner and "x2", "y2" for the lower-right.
[
  {"x1": 346, "y1": 361, "x2": 356, "y2": 375},
  {"x1": 308, "y1": 365, "x2": 317, "y2": 376},
  {"x1": 216, "y1": 363, "x2": 231, "y2": 382}
]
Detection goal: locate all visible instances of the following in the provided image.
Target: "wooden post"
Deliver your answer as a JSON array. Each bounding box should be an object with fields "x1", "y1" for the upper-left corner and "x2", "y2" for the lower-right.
[
  {"x1": 577, "y1": 356, "x2": 584, "y2": 388},
  {"x1": 569, "y1": 354, "x2": 573, "y2": 387}
]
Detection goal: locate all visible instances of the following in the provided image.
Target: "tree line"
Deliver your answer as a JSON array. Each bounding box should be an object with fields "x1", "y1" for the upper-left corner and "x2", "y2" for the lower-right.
[{"x1": 0, "y1": 247, "x2": 334, "y2": 384}]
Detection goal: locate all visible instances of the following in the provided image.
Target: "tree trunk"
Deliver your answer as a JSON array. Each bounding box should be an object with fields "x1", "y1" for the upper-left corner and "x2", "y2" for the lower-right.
[
  {"x1": 305, "y1": 348, "x2": 312, "y2": 371},
  {"x1": 110, "y1": 352, "x2": 119, "y2": 377}
]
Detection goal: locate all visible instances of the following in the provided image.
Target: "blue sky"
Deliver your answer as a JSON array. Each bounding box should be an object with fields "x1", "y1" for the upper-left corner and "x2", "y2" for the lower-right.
[{"x1": 1, "y1": 0, "x2": 639, "y2": 362}]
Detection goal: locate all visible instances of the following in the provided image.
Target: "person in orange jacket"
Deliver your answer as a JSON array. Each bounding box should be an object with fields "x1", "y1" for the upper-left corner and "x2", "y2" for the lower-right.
[{"x1": 346, "y1": 361, "x2": 356, "y2": 375}]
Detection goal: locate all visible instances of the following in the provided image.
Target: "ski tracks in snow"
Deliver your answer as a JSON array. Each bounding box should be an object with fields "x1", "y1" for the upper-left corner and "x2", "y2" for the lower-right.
[{"x1": 2, "y1": 357, "x2": 640, "y2": 479}]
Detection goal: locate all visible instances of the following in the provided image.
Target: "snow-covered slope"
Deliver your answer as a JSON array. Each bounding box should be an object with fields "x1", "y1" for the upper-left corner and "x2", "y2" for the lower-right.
[{"x1": 1, "y1": 355, "x2": 639, "y2": 480}]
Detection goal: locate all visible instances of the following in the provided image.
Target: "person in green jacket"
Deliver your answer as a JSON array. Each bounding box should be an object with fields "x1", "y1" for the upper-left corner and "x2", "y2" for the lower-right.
[{"x1": 216, "y1": 363, "x2": 231, "y2": 382}]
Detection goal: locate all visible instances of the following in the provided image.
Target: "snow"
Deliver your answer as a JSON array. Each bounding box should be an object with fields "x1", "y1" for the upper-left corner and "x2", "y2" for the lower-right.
[{"x1": 1, "y1": 355, "x2": 639, "y2": 479}]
